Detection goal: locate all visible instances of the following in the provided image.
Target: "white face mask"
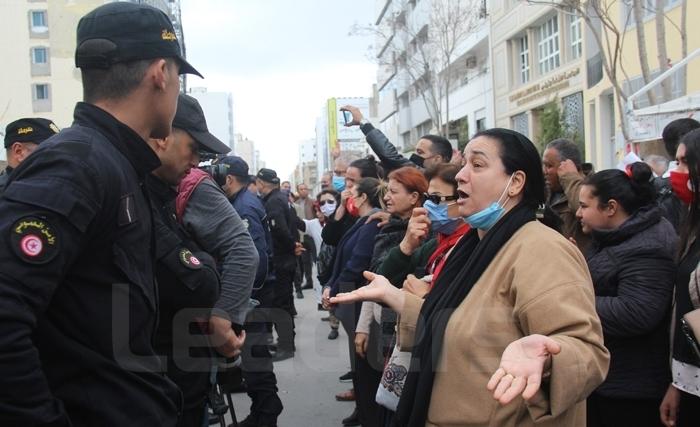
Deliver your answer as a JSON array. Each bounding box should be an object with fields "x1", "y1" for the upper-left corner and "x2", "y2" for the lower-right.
[{"x1": 320, "y1": 201, "x2": 337, "y2": 217}]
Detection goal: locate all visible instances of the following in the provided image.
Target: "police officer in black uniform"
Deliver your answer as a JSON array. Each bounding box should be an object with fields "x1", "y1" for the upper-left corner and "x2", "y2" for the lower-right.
[
  {"x1": 256, "y1": 169, "x2": 299, "y2": 361},
  {"x1": 220, "y1": 156, "x2": 284, "y2": 426},
  {"x1": 147, "y1": 95, "x2": 240, "y2": 427},
  {"x1": 0, "y1": 118, "x2": 59, "y2": 194},
  {"x1": 0, "y1": 3, "x2": 202, "y2": 425}
]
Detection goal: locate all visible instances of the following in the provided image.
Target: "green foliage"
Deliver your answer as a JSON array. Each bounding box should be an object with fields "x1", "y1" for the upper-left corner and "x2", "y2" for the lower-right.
[
  {"x1": 538, "y1": 100, "x2": 583, "y2": 153},
  {"x1": 457, "y1": 118, "x2": 469, "y2": 151}
]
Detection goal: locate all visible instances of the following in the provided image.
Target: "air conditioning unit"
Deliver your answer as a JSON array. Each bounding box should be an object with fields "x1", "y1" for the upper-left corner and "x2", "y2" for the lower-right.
[{"x1": 465, "y1": 56, "x2": 478, "y2": 69}]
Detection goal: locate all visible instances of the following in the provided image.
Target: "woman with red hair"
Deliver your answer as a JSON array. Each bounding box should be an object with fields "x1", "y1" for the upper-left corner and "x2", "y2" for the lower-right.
[{"x1": 352, "y1": 166, "x2": 428, "y2": 427}]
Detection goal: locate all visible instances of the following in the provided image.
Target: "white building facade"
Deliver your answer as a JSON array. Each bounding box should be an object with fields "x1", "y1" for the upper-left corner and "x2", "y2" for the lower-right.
[
  {"x1": 188, "y1": 87, "x2": 235, "y2": 152},
  {"x1": 0, "y1": 0, "x2": 186, "y2": 161},
  {"x1": 373, "y1": 0, "x2": 493, "y2": 150}
]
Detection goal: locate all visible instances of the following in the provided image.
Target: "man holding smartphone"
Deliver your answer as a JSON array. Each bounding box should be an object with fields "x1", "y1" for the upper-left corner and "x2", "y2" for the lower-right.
[{"x1": 340, "y1": 105, "x2": 453, "y2": 172}]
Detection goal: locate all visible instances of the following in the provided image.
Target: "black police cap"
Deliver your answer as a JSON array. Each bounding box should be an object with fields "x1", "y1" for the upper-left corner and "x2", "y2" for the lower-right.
[
  {"x1": 257, "y1": 168, "x2": 280, "y2": 185},
  {"x1": 75, "y1": 2, "x2": 202, "y2": 78},
  {"x1": 219, "y1": 156, "x2": 249, "y2": 178},
  {"x1": 4, "y1": 118, "x2": 60, "y2": 148},
  {"x1": 173, "y1": 94, "x2": 229, "y2": 154}
]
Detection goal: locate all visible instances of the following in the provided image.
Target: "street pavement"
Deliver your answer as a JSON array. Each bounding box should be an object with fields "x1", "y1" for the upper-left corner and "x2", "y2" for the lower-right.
[{"x1": 224, "y1": 286, "x2": 357, "y2": 427}]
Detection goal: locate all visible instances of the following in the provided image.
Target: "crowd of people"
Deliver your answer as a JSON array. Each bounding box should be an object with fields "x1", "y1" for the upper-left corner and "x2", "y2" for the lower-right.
[{"x1": 1, "y1": 3, "x2": 700, "y2": 427}]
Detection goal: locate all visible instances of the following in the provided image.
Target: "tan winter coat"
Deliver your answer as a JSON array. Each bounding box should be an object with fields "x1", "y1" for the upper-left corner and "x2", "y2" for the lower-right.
[{"x1": 398, "y1": 221, "x2": 610, "y2": 427}]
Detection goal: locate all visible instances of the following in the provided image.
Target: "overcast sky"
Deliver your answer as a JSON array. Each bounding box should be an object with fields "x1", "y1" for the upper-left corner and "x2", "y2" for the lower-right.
[{"x1": 180, "y1": 0, "x2": 377, "y2": 179}]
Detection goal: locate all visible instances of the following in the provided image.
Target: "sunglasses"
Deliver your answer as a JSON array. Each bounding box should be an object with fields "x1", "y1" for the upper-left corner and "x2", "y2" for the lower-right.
[
  {"x1": 319, "y1": 199, "x2": 337, "y2": 206},
  {"x1": 423, "y1": 193, "x2": 459, "y2": 205}
]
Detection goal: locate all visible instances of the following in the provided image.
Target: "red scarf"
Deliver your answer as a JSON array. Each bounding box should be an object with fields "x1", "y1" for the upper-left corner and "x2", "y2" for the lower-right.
[{"x1": 426, "y1": 222, "x2": 470, "y2": 287}]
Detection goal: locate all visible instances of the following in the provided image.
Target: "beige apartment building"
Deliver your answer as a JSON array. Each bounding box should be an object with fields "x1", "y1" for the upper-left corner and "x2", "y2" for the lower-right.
[
  {"x1": 0, "y1": 0, "x2": 183, "y2": 162},
  {"x1": 490, "y1": 0, "x2": 588, "y2": 154}
]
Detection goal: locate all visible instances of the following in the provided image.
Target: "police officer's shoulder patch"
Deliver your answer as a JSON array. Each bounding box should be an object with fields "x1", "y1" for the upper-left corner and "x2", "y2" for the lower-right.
[
  {"x1": 10, "y1": 216, "x2": 59, "y2": 264},
  {"x1": 178, "y1": 248, "x2": 202, "y2": 270}
]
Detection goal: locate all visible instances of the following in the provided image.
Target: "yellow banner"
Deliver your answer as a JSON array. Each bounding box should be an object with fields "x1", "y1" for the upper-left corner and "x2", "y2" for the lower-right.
[{"x1": 327, "y1": 98, "x2": 338, "y2": 152}]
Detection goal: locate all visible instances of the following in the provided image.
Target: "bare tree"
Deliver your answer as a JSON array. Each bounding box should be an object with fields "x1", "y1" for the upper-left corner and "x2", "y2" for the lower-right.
[
  {"x1": 354, "y1": 0, "x2": 481, "y2": 138},
  {"x1": 655, "y1": 0, "x2": 672, "y2": 102},
  {"x1": 633, "y1": 0, "x2": 656, "y2": 105},
  {"x1": 527, "y1": 0, "x2": 686, "y2": 142}
]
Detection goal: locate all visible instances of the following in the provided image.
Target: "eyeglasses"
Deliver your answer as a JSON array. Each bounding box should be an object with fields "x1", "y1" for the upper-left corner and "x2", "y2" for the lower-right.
[
  {"x1": 319, "y1": 199, "x2": 336, "y2": 206},
  {"x1": 423, "y1": 193, "x2": 459, "y2": 205}
]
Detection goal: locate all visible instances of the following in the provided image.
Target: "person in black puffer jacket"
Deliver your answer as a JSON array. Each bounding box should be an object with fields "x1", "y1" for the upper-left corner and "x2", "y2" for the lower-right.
[{"x1": 577, "y1": 162, "x2": 678, "y2": 427}]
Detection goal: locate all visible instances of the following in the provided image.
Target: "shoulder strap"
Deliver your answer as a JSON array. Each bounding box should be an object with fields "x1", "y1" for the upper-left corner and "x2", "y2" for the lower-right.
[{"x1": 176, "y1": 169, "x2": 211, "y2": 222}]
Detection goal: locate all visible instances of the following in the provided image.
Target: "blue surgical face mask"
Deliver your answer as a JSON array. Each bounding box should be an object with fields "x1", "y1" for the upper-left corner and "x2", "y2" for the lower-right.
[
  {"x1": 332, "y1": 175, "x2": 346, "y2": 192},
  {"x1": 463, "y1": 174, "x2": 514, "y2": 230},
  {"x1": 425, "y1": 200, "x2": 460, "y2": 235},
  {"x1": 424, "y1": 200, "x2": 450, "y2": 223},
  {"x1": 433, "y1": 218, "x2": 461, "y2": 235}
]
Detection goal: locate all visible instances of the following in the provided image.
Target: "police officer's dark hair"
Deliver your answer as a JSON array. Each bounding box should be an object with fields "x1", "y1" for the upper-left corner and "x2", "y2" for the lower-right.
[
  {"x1": 355, "y1": 177, "x2": 384, "y2": 209},
  {"x1": 473, "y1": 128, "x2": 546, "y2": 209},
  {"x1": 349, "y1": 155, "x2": 385, "y2": 180},
  {"x1": 545, "y1": 138, "x2": 582, "y2": 169},
  {"x1": 317, "y1": 189, "x2": 340, "y2": 205},
  {"x1": 81, "y1": 56, "x2": 176, "y2": 103},
  {"x1": 662, "y1": 118, "x2": 700, "y2": 158},
  {"x1": 421, "y1": 134, "x2": 453, "y2": 162},
  {"x1": 582, "y1": 162, "x2": 595, "y2": 176},
  {"x1": 582, "y1": 162, "x2": 655, "y2": 215}
]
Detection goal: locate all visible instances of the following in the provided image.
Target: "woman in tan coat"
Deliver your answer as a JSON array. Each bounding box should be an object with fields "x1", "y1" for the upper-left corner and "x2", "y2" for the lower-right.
[{"x1": 332, "y1": 128, "x2": 610, "y2": 427}]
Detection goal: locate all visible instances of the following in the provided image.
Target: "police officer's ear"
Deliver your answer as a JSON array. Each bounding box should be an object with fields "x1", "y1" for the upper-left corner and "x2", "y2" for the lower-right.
[
  {"x1": 147, "y1": 137, "x2": 169, "y2": 154},
  {"x1": 147, "y1": 58, "x2": 174, "y2": 92}
]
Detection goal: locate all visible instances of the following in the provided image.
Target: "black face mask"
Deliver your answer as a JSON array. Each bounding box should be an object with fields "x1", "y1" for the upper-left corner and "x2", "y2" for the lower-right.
[{"x1": 409, "y1": 153, "x2": 425, "y2": 168}]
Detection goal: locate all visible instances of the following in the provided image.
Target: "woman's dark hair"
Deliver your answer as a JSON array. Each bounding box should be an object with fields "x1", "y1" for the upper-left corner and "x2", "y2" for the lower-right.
[
  {"x1": 662, "y1": 118, "x2": 700, "y2": 158},
  {"x1": 680, "y1": 128, "x2": 700, "y2": 251},
  {"x1": 349, "y1": 155, "x2": 385, "y2": 180},
  {"x1": 472, "y1": 128, "x2": 546, "y2": 209},
  {"x1": 317, "y1": 189, "x2": 340, "y2": 205},
  {"x1": 424, "y1": 163, "x2": 460, "y2": 195},
  {"x1": 582, "y1": 162, "x2": 655, "y2": 214},
  {"x1": 355, "y1": 177, "x2": 384, "y2": 209}
]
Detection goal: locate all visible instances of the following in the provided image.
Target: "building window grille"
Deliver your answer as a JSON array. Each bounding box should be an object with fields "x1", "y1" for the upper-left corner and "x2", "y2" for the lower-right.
[
  {"x1": 538, "y1": 16, "x2": 560, "y2": 75},
  {"x1": 511, "y1": 112, "x2": 529, "y2": 138},
  {"x1": 569, "y1": 13, "x2": 582, "y2": 60},
  {"x1": 518, "y1": 36, "x2": 530, "y2": 84}
]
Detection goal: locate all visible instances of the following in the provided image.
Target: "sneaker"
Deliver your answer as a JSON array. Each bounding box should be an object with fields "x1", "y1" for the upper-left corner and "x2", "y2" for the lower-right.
[
  {"x1": 296, "y1": 290, "x2": 304, "y2": 299},
  {"x1": 338, "y1": 371, "x2": 352, "y2": 382},
  {"x1": 327, "y1": 329, "x2": 339, "y2": 340}
]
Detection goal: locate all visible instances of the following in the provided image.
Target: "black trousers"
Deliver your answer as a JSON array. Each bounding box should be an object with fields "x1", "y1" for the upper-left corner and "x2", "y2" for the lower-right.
[
  {"x1": 241, "y1": 285, "x2": 283, "y2": 420},
  {"x1": 272, "y1": 267, "x2": 296, "y2": 350},
  {"x1": 587, "y1": 392, "x2": 663, "y2": 427},
  {"x1": 355, "y1": 321, "x2": 384, "y2": 427},
  {"x1": 293, "y1": 236, "x2": 316, "y2": 292},
  {"x1": 678, "y1": 390, "x2": 700, "y2": 427}
]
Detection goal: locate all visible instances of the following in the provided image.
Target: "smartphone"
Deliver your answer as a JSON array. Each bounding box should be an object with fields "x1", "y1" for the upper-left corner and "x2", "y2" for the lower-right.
[{"x1": 341, "y1": 110, "x2": 353, "y2": 125}]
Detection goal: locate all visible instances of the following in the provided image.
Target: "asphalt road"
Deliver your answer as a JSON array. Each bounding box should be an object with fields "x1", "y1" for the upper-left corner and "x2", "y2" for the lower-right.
[{"x1": 224, "y1": 285, "x2": 357, "y2": 427}]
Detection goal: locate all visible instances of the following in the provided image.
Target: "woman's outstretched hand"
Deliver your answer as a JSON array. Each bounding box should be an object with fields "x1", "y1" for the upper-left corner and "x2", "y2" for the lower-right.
[
  {"x1": 487, "y1": 334, "x2": 561, "y2": 405},
  {"x1": 330, "y1": 271, "x2": 405, "y2": 313}
]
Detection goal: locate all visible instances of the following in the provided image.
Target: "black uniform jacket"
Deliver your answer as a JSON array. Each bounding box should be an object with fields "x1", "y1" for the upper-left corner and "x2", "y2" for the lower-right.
[
  {"x1": 0, "y1": 103, "x2": 181, "y2": 426},
  {"x1": 262, "y1": 188, "x2": 296, "y2": 273}
]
